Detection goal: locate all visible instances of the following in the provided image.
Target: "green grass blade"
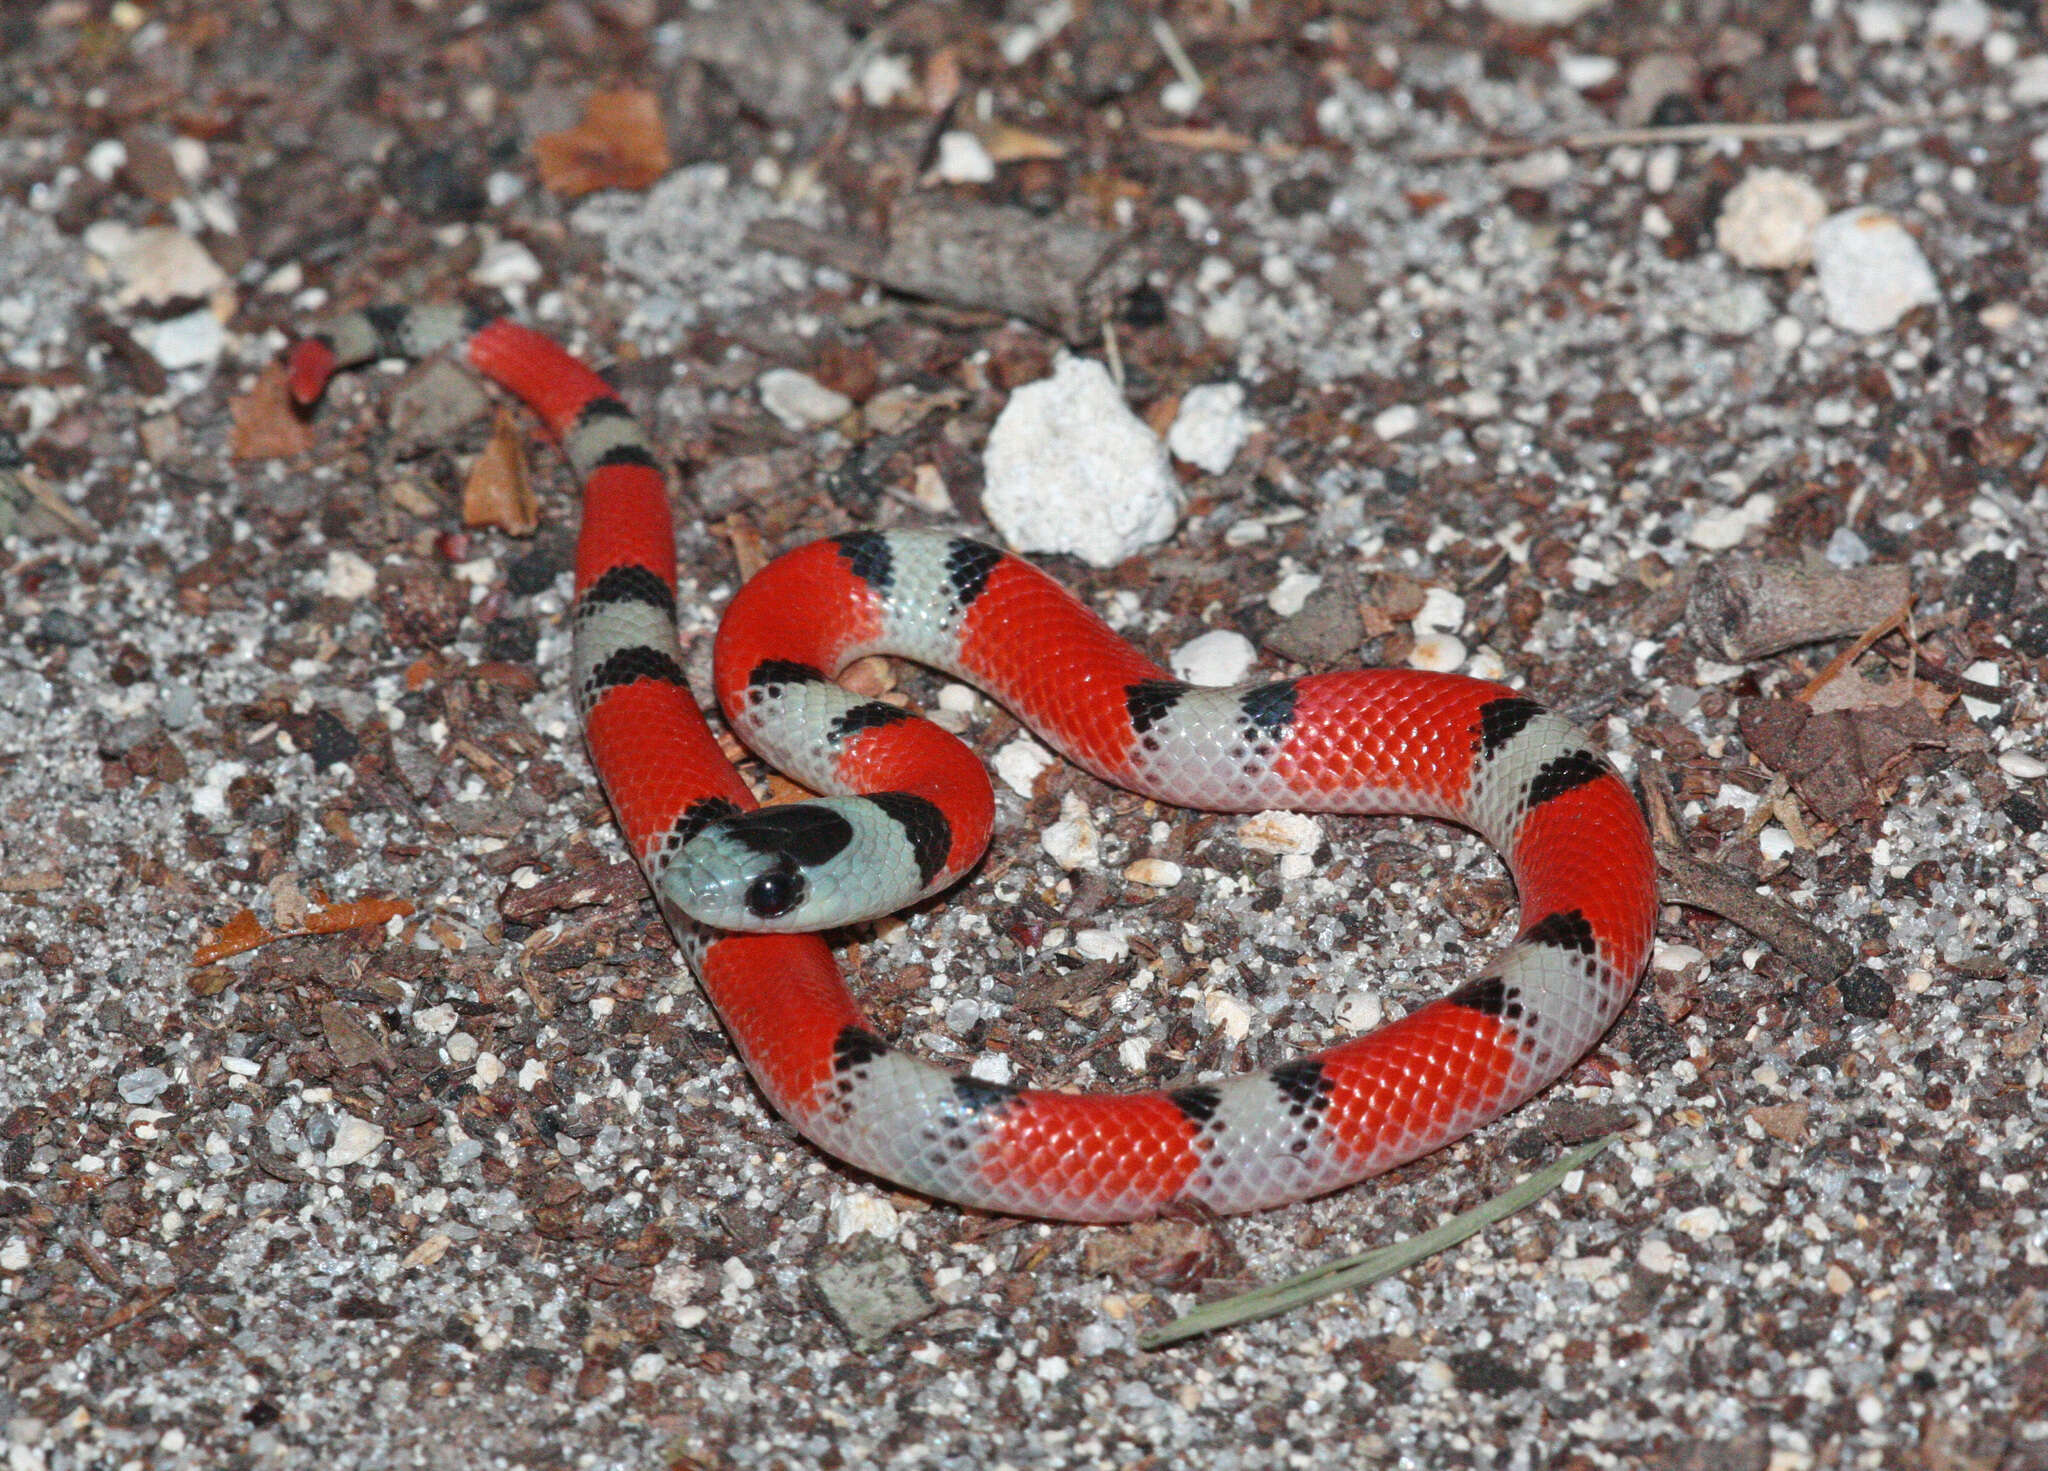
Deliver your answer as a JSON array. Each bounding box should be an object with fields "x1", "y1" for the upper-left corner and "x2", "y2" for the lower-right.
[{"x1": 1139, "y1": 1132, "x2": 1623, "y2": 1349}]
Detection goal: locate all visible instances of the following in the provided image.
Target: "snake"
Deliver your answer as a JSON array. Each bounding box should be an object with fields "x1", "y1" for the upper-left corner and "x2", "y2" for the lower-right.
[{"x1": 289, "y1": 307, "x2": 1658, "y2": 1223}]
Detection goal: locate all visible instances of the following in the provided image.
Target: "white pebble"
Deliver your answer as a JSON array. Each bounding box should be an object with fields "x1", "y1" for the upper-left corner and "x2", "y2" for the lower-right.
[
  {"x1": 1238, "y1": 809, "x2": 1320, "y2": 855},
  {"x1": 1166, "y1": 382, "x2": 1253, "y2": 474},
  {"x1": 414, "y1": 1003, "x2": 458, "y2": 1037},
  {"x1": 982, "y1": 356, "x2": 1181, "y2": 568},
  {"x1": 1810, "y1": 208, "x2": 1939, "y2": 334},
  {"x1": 470, "y1": 238, "x2": 543, "y2": 289},
  {"x1": 1824, "y1": 527, "x2": 1873, "y2": 567},
  {"x1": 829, "y1": 1192, "x2": 902, "y2": 1243},
  {"x1": 1672, "y1": 1204, "x2": 1729, "y2": 1241},
  {"x1": 936, "y1": 683, "x2": 979, "y2": 714},
  {"x1": 1267, "y1": 570, "x2": 1322, "y2": 617},
  {"x1": 518, "y1": 1057, "x2": 548, "y2": 1091},
  {"x1": 1372, "y1": 403, "x2": 1421, "y2": 440},
  {"x1": 1171, "y1": 628, "x2": 1256, "y2": 686},
  {"x1": 757, "y1": 368, "x2": 853, "y2": 430},
  {"x1": 446, "y1": 1031, "x2": 479, "y2": 1064},
  {"x1": 1336, "y1": 990, "x2": 1383, "y2": 1032},
  {"x1": 2010, "y1": 54, "x2": 2048, "y2": 105},
  {"x1": 1758, "y1": 826, "x2": 1797, "y2": 861},
  {"x1": 1686, "y1": 493, "x2": 1775, "y2": 550},
  {"x1": 1557, "y1": 52, "x2": 1618, "y2": 89},
  {"x1": 473, "y1": 1052, "x2": 504, "y2": 1087},
  {"x1": 84, "y1": 138, "x2": 128, "y2": 181},
  {"x1": 857, "y1": 52, "x2": 916, "y2": 108},
  {"x1": 1998, "y1": 751, "x2": 2047, "y2": 780},
  {"x1": 1480, "y1": 0, "x2": 1608, "y2": 23},
  {"x1": 1074, "y1": 928, "x2": 1130, "y2": 962},
  {"x1": 1406, "y1": 633, "x2": 1467, "y2": 672},
  {"x1": 82, "y1": 221, "x2": 230, "y2": 307},
  {"x1": 1849, "y1": 0, "x2": 1914, "y2": 42},
  {"x1": 1413, "y1": 586, "x2": 1466, "y2": 634},
  {"x1": 326, "y1": 1115, "x2": 387, "y2": 1168},
  {"x1": 1636, "y1": 1238, "x2": 1678, "y2": 1274},
  {"x1": 1124, "y1": 858, "x2": 1182, "y2": 888},
  {"x1": 1714, "y1": 169, "x2": 1827, "y2": 270},
  {"x1": 135, "y1": 308, "x2": 226, "y2": 371},
  {"x1": 1041, "y1": 792, "x2": 1100, "y2": 870},
  {"x1": 1118, "y1": 1037, "x2": 1151, "y2": 1071},
  {"x1": 968, "y1": 1052, "x2": 1014, "y2": 1087},
  {"x1": 932, "y1": 130, "x2": 997, "y2": 184},
  {"x1": 1961, "y1": 660, "x2": 2002, "y2": 721},
  {"x1": 1653, "y1": 942, "x2": 1705, "y2": 971},
  {"x1": 993, "y1": 736, "x2": 1056, "y2": 798},
  {"x1": 1929, "y1": 0, "x2": 1991, "y2": 45},
  {"x1": 1203, "y1": 991, "x2": 1253, "y2": 1042}
]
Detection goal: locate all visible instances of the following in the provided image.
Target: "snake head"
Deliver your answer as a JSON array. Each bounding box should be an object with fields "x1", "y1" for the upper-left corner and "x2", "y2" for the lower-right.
[{"x1": 658, "y1": 800, "x2": 879, "y2": 933}]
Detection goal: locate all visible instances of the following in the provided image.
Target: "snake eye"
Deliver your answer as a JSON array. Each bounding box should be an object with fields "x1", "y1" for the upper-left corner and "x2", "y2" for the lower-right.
[{"x1": 744, "y1": 863, "x2": 805, "y2": 919}]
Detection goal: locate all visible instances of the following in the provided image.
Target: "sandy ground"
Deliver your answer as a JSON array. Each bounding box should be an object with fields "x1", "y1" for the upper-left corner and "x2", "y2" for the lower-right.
[{"x1": 2, "y1": 1, "x2": 2046, "y2": 1468}]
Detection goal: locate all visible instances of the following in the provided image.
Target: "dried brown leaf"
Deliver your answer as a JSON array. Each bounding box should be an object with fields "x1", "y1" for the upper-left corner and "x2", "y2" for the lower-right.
[
  {"x1": 229, "y1": 361, "x2": 317, "y2": 461},
  {"x1": 463, "y1": 409, "x2": 540, "y2": 535},
  {"x1": 534, "y1": 89, "x2": 671, "y2": 198}
]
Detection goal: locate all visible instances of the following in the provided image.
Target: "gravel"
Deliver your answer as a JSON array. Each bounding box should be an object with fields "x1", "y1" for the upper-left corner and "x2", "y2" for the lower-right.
[{"x1": 2, "y1": 2, "x2": 2045, "y2": 1469}]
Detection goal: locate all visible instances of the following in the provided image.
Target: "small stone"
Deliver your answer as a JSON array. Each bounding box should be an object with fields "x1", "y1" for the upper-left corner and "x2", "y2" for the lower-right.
[
  {"x1": 470, "y1": 238, "x2": 543, "y2": 289},
  {"x1": 1407, "y1": 633, "x2": 1467, "y2": 672},
  {"x1": 993, "y1": 736, "x2": 1056, "y2": 798},
  {"x1": 1810, "y1": 208, "x2": 1939, "y2": 334},
  {"x1": 1124, "y1": 858, "x2": 1182, "y2": 888},
  {"x1": 1928, "y1": 0, "x2": 1991, "y2": 45},
  {"x1": 1686, "y1": 493, "x2": 1775, "y2": 550},
  {"x1": 82, "y1": 221, "x2": 230, "y2": 307},
  {"x1": 931, "y1": 131, "x2": 996, "y2": 183},
  {"x1": 327, "y1": 1115, "x2": 387, "y2": 1167},
  {"x1": 117, "y1": 1066, "x2": 174, "y2": 1105},
  {"x1": 1825, "y1": 527, "x2": 1873, "y2": 568},
  {"x1": 758, "y1": 368, "x2": 853, "y2": 430},
  {"x1": 1074, "y1": 929, "x2": 1129, "y2": 962},
  {"x1": 1266, "y1": 571, "x2": 1322, "y2": 617},
  {"x1": 326, "y1": 550, "x2": 377, "y2": 600},
  {"x1": 1372, "y1": 403, "x2": 1421, "y2": 440},
  {"x1": 1672, "y1": 1205, "x2": 1728, "y2": 1242},
  {"x1": 2010, "y1": 54, "x2": 2048, "y2": 106},
  {"x1": 1203, "y1": 991, "x2": 1253, "y2": 1042},
  {"x1": 1997, "y1": 751, "x2": 2047, "y2": 781},
  {"x1": 1715, "y1": 169, "x2": 1828, "y2": 270},
  {"x1": 1413, "y1": 586, "x2": 1466, "y2": 634},
  {"x1": 982, "y1": 356, "x2": 1180, "y2": 568},
  {"x1": 1041, "y1": 793, "x2": 1100, "y2": 870},
  {"x1": 1479, "y1": 0, "x2": 1608, "y2": 23},
  {"x1": 1171, "y1": 629, "x2": 1256, "y2": 686},
  {"x1": 828, "y1": 1192, "x2": 902, "y2": 1243},
  {"x1": 1238, "y1": 810, "x2": 1320, "y2": 855},
  {"x1": 414, "y1": 1003, "x2": 458, "y2": 1037},
  {"x1": 135, "y1": 309, "x2": 226, "y2": 370},
  {"x1": 1837, "y1": 966, "x2": 1895, "y2": 1019},
  {"x1": 1166, "y1": 382, "x2": 1253, "y2": 474},
  {"x1": 813, "y1": 1245, "x2": 934, "y2": 1347}
]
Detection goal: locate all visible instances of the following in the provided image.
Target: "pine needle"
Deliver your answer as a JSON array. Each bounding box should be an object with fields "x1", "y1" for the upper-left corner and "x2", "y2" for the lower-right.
[{"x1": 1140, "y1": 1133, "x2": 1623, "y2": 1348}]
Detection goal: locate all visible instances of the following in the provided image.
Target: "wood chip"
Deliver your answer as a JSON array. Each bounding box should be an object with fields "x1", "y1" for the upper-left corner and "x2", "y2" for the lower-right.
[
  {"x1": 1687, "y1": 557, "x2": 1911, "y2": 662},
  {"x1": 746, "y1": 198, "x2": 1141, "y2": 344}
]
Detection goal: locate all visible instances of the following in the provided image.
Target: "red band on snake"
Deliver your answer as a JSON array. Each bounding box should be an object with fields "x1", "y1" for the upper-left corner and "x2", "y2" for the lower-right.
[{"x1": 289, "y1": 311, "x2": 1658, "y2": 1223}]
